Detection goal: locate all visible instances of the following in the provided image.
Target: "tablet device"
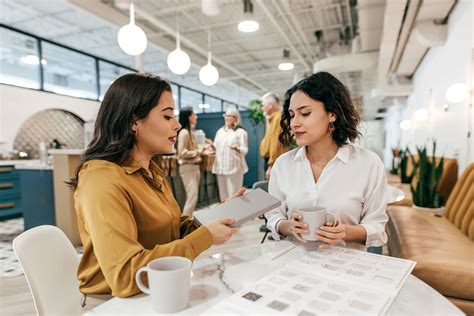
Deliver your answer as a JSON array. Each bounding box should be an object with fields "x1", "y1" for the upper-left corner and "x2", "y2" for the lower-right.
[{"x1": 193, "y1": 188, "x2": 281, "y2": 228}]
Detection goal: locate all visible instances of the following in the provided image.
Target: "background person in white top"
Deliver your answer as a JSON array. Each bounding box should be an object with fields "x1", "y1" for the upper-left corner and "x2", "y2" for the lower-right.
[
  {"x1": 211, "y1": 108, "x2": 249, "y2": 202},
  {"x1": 266, "y1": 72, "x2": 388, "y2": 250}
]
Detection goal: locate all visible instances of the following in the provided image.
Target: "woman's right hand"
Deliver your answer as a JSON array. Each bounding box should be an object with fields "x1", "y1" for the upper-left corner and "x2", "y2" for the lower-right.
[
  {"x1": 204, "y1": 218, "x2": 238, "y2": 245},
  {"x1": 278, "y1": 212, "x2": 309, "y2": 243}
]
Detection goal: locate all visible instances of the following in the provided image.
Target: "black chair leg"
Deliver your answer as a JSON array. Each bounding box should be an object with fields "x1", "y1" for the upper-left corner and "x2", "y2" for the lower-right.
[{"x1": 260, "y1": 216, "x2": 269, "y2": 244}]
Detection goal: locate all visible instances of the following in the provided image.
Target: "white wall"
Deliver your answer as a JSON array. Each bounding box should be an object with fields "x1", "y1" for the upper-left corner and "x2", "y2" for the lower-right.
[
  {"x1": 359, "y1": 120, "x2": 385, "y2": 160},
  {"x1": 384, "y1": 0, "x2": 473, "y2": 174},
  {"x1": 0, "y1": 85, "x2": 100, "y2": 153}
]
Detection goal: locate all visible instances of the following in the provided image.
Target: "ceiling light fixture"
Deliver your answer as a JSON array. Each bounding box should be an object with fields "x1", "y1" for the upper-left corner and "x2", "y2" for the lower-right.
[
  {"x1": 278, "y1": 49, "x2": 294, "y2": 71},
  {"x1": 117, "y1": 3, "x2": 148, "y2": 56},
  {"x1": 238, "y1": 0, "x2": 259, "y2": 33},
  {"x1": 199, "y1": 31, "x2": 219, "y2": 86},
  {"x1": 167, "y1": 15, "x2": 191, "y2": 75},
  {"x1": 20, "y1": 55, "x2": 47, "y2": 65}
]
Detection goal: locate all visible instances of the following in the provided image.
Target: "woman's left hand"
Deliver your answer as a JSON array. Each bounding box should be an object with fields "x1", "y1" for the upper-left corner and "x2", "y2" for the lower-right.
[
  {"x1": 230, "y1": 144, "x2": 240, "y2": 153},
  {"x1": 225, "y1": 187, "x2": 246, "y2": 202},
  {"x1": 316, "y1": 220, "x2": 346, "y2": 248}
]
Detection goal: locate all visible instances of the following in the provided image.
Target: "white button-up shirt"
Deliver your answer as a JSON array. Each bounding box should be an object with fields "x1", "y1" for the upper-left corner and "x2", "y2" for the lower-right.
[
  {"x1": 212, "y1": 126, "x2": 249, "y2": 175},
  {"x1": 266, "y1": 144, "x2": 388, "y2": 248}
]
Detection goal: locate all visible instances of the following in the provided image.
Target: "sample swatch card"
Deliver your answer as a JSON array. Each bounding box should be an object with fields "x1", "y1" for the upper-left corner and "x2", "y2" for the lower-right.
[{"x1": 204, "y1": 246, "x2": 415, "y2": 316}]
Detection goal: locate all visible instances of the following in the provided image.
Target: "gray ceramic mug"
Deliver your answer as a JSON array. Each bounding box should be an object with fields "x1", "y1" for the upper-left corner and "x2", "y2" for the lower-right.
[
  {"x1": 135, "y1": 256, "x2": 192, "y2": 313},
  {"x1": 298, "y1": 207, "x2": 336, "y2": 241}
]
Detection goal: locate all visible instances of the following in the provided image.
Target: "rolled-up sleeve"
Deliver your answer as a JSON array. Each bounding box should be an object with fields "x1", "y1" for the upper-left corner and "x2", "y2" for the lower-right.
[
  {"x1": 360, "y1": 160, "x2": 389, "y2": 247},
  {"x1": 266, "y1": 162, "x2": 287, "y2": 241},
  {"x1": 238, "y1": 129, "x2": 249, "y2": 156},
  {"x1": 77, "y1": 169, "x2": 212, "y2": 297}
]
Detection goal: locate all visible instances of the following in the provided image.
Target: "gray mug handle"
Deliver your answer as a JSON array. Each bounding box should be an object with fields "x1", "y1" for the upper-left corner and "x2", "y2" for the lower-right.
[
  {"x1": 135, "y1": 267, "x2": 150, "y2": 294},
  {"x1": 326, "y1": 212, "x2": 337, "y2": 227}
]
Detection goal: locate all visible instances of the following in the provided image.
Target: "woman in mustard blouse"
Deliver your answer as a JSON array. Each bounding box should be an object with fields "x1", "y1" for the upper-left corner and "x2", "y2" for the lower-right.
[{"x1": 69, "y1": 73, "x2": 238, "y2": 300}]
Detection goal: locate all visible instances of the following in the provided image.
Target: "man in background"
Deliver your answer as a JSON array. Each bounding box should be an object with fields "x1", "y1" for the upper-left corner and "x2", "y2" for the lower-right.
[{"x1": 259, "y1": 92, "x2": 287, "y2": 180}]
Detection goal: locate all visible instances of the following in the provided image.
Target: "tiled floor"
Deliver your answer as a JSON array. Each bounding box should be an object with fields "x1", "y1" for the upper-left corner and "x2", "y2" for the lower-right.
[
  {"x1": 0, "y1": 218, "x2": 24, "y2": 277},
  {"x1": 0, "y1": 218, "x2": 84, "y2": 278}
]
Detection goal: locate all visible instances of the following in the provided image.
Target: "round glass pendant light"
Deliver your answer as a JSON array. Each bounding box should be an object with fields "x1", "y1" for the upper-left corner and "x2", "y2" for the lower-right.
[
  {"x1": 399, "y1": 119, "x2": 412, "y2": 130},
  {"x1": 199, "y1": 52, "x2": 219, "y2": 86},
  {"x1": 167, "y1": 32, "x2": 191, "y2": 75},
  {"x1": 117, "y1": 3, "x2": 147, "y2": 56},
  {"x1": 445, "y1": 83, "x2": 468, "y2": 103},
  {"x1": 414, "y1": 109, "x2": 428, "y2": 122}
]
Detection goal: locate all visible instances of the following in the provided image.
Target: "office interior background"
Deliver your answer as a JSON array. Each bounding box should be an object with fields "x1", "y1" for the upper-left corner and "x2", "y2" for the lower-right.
[{"x1": 0, "y1": 0, "x2": 472, "y2": 315}]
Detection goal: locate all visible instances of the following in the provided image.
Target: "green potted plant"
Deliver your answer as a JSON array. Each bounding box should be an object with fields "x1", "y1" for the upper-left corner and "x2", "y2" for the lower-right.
[
  {"x1": 248, "y1": 99, "x2": 265, "y2": 126},
  {"x1": 410, "y1": 140, "x2": 444, "y2": 212},
  {"x1": 390, "y1": 147, "x2": 399, "y2": 175},
  {"x1": 399, "y1": 147, "x2": 417, "y2": 183}
]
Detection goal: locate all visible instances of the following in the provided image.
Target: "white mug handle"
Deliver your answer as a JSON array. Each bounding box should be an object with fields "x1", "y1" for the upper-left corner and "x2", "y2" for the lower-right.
[
  {"x1": 135, "y1": 267, "x2": 150, "y2": 294},
  {"x1": 326, "y1": 212, "x2": 337, "y2": 227}
]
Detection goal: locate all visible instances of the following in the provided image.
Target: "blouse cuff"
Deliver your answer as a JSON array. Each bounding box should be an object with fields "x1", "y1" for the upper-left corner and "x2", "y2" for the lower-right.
[
  {"x1": 268, "y1": 219, "x2": 285, "y2": 241},
  {"x1": 360, "y1": 223, "x2": 387, "y2": 248},
  {"x1": 185, "y1": 226, "x2": 212, "y2": 256}
]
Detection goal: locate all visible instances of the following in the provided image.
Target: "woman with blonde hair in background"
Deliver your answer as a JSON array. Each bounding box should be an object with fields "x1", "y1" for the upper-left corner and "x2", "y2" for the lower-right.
[{"x1": 212, "y1": 107, "x2": 249, "y2": 202}]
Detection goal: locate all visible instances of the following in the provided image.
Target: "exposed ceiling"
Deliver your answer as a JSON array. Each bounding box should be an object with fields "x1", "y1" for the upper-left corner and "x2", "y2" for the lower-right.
[{"x1": 0, "y1": 0, "x2": 459, "y2": 119}]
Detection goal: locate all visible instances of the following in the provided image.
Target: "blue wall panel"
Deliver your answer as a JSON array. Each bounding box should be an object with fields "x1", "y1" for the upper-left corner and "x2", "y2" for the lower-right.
[{"x1": 196, "y1": 110, "x2": 265, "y2": 187}]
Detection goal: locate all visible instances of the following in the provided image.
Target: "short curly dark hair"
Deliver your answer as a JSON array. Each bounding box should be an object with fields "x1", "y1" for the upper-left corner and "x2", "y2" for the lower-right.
[{"x1": 279, "y1": 72, "x2": 362, "y2": 147}]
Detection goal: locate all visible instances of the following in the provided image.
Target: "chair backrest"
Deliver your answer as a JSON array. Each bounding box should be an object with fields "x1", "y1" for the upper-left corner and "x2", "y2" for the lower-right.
[
  {"x1": 444, "y1": 163, "x2": 473, "y2": 240},
  {"x1": 13, "y1": 225, "x2": 82, "y2": 315},
  {"x1": 252, "y1": 180, "x2": 269, "y2": 192}
]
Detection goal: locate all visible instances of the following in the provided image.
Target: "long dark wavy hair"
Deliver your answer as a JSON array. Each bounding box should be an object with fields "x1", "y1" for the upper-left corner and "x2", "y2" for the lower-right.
[
  {"x1": 67, "y1": 73, "x2": 172, "y2": 190},
  {"x1": 178, "y1": 107, "x2": 194, "y2": 131},
  {"x1": 279, "y1": 72, "x2": 362, "y2": 147}
]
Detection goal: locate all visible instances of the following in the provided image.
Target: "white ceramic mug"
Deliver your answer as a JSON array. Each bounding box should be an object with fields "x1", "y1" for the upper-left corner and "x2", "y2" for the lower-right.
[
  {"x1": 135, "y1": 256, "x2": 192, "y2": 313},
  {"x1": 298, "y1": 207, "x2": 336, "y2": 241}
]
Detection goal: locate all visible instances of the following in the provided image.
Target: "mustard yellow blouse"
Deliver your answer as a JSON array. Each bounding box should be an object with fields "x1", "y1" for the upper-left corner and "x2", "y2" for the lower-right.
[{"x1": 74, "y1": 158, "x2": 212, "y2": 297}]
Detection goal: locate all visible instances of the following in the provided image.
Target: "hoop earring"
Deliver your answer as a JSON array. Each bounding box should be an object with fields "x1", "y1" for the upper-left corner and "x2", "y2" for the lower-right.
[{"x1": 328, "y1": 122, "x2": 336, "y2": 133}]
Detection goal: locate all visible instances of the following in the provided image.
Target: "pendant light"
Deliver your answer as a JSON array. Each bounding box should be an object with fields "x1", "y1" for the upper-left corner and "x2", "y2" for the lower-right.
[
  {"x1": 238, "y1": 0, "x2": 259, "y2": 33},
  {"x1": 199, "y1": 31, "x2": 219, "y2": 86},
  {"x1": 445, "y1": 83, "x2": 469, "y2": 103},
  {"x1": 117, "y1": 3, "x2": 148, "y2": 56},
  {"x1": 167, "y1": 14, "x2": 191, "y2": 75},
  {"x1": 278, "y1": 49, "x2": 294, "y2": 71}
]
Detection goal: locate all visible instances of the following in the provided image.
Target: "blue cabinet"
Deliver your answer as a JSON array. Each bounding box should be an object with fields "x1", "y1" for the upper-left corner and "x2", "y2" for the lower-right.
[
  {"x1": 0, "y1": 165, "x2": 22, "y2": 220},
  {"x1": 18, "y1": 169, "x2": 55, "y2": 230}
]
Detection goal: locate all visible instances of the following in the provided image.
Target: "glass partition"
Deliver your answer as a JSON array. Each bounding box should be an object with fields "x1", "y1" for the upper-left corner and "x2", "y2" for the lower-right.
[
  {"x1": 42, "y1": 42, "x2": 97, "y2": 99},
  {"x1": 99, "y1": 61, "x2": 132, "y2": 100},
  {"x1": 204, "y1": 95, "x2": 222, "y2": 113},
  {"x1": 0, "y1": 28, "x2": 40, "y2": 89},
  {"x1": 0, "y1": 25, "x2": 242, "y2": 111},
  {"x1": 181, "y1": 87, "x2": 204, "y2": 113}
]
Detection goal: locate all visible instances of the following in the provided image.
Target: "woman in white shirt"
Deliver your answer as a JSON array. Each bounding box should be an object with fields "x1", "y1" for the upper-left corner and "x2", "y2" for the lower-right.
[
  {"x1": 212, "y1": 108, "x2": 249, "y2": 202},
  {"x1": 266, "y1": 72, "x2": 388, "y2": 250}
]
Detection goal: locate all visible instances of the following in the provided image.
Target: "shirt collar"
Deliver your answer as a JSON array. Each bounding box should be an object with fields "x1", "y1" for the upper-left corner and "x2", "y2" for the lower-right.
[
  {"x1": 335, "y1": 145, "x2": 350, "y2": 164},
  {"x1": 121, "y1": 157, "x2": 166, "y2": 180},
  {"x1": 268, "y1": 111, "x2": 280, "y2": 122},
  {"x1": 293, "y1": 145, "x2": 350, "y2": 164},
  {"x1": 121, "y1": 156, "x2": 142, "y2": 174}
]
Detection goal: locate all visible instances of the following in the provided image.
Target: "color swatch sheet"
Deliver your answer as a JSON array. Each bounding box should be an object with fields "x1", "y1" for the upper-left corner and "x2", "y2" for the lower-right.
[{"x1": 205, "y1": 246, "x2": 416, "y2": 316}]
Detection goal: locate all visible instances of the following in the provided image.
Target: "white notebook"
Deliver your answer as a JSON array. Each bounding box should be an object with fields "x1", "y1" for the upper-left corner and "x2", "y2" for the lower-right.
[{"x1": 194, "y1": 188, "x2": 281, "y2": 228}]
